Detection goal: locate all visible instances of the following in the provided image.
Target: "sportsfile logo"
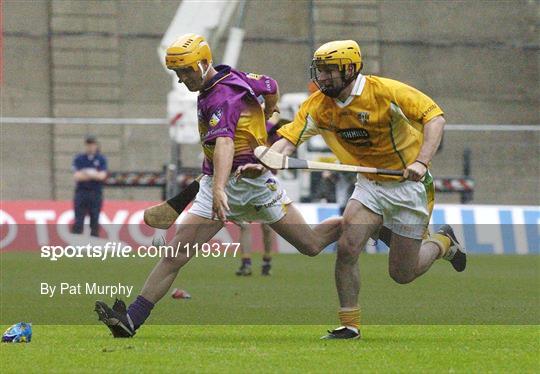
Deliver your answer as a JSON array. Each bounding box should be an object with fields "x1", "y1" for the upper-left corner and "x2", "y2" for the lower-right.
[{"x1": 40, "y1": 242, "x2": 241, "y2": 261}]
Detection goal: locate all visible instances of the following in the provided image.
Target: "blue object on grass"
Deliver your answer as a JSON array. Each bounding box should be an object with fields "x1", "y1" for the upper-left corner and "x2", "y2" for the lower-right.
[{"x1": 2, "y1": 322, "x2": 32, "y2": 343}]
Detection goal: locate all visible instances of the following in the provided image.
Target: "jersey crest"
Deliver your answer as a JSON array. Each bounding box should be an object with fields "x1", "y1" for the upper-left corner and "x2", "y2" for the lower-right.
[
  {"x1": 209, "y1": 108, "x2": 223, "y2": 127},
  {"x1": 358, "y1": 111, "x2": 370, "y2": 124}
]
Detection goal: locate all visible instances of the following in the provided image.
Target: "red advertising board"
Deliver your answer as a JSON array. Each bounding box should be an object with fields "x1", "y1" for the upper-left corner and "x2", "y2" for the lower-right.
[{"x1": 1, "y1": 201, "x2": 271, "y2": 252}]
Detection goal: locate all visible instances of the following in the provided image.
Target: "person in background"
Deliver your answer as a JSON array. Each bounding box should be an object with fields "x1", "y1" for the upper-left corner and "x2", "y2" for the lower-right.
[
  {"x1": 71, "y1": 135, "x2": 108, "y2": 237},
  {"x1": 334, "y1": 172, "x2": 356, "y2": 215},
  {"x1": 235, "y1": 222, "x2": 276, "y2": 276}
]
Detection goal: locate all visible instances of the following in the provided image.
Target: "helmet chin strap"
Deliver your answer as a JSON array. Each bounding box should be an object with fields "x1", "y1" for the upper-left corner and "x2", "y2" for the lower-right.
[{"x1": 198, "y1": 61, "x2": 212, "y2": 81}]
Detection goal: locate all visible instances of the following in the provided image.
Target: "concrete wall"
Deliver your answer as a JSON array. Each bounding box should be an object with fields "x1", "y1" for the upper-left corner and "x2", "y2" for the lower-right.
[
  {"x1": 1, "y1": 0, "x2": 52, "y2": 199},
  {"x1": 378, "y1": 0, "x2": 539, "y2": 124},
  {"x1": 2, "y1": 0, "x2": 538, "y2": 204},
  {"x1": 2, "y1": 0, "x2": 175, "y2": 201}
]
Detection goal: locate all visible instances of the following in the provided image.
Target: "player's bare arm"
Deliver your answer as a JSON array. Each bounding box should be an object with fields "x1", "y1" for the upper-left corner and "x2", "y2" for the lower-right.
[
  {"x1": 403, "y1": 115, "x2": 446, "y2": 181},
  {"x1": 270, "y1": 137, "x2": 297, "y2": 156},
  {"x1": 263, "y1": 88, "x2": 280, "y2": 120},
  {"x1": 212, "y1": 137, "x2": 234, "y2": 221}
]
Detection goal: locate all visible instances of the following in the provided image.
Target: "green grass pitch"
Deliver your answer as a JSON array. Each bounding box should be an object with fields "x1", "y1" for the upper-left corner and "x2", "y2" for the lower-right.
[{"x1": 1, "y1": 253, "x2": 539, "y2": 372}]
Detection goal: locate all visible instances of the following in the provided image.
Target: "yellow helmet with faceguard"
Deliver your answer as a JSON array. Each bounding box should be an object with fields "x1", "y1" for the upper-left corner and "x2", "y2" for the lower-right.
[
  {"x1": 165, "y1": 33, "x2": 213, "y2": 72},
  {"x1": 310, "y1": 40, "x2": 363, "y2": 98}
]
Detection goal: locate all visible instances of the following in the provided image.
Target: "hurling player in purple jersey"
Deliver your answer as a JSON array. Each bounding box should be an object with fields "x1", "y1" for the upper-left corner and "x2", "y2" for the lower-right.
[{"x1": 94, "y1": 34, "x2": 343, "y2": 338}]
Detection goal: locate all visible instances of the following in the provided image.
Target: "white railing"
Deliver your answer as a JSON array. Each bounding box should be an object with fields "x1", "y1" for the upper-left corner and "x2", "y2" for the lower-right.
[{"x1": 1, "y1": 117, "x2": 539, "y2": 131}]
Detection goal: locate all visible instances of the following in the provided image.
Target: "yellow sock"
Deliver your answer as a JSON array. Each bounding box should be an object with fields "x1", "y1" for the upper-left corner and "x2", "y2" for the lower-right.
[
  {"x1": 428, "y1": 233, "x2": 451, "y2": 258},
  {"x1": 338, "y1": 307, "x2": 360, "y2": 330}
]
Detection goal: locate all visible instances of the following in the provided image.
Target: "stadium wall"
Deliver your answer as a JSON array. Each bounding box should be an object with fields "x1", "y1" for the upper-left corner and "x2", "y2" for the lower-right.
[{"x1": 1, "y1": 0, "x2": 538, "y2": 204}]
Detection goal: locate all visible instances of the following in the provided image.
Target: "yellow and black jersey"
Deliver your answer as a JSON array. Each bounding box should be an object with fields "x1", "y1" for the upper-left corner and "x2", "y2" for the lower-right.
[{"x1": 278, "y1": 75, "x2": 444, "y2": 181}]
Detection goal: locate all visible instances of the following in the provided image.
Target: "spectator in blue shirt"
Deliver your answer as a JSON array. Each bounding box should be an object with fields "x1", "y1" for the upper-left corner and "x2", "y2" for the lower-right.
[{"x1": 71, "y1": 135, "x2": 108, "y2": 237}]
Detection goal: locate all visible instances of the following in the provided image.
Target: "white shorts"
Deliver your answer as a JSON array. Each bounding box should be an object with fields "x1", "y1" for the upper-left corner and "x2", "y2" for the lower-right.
[
  {"x1": 350, "y1": 174, "x2": 433, "y2": 239},
  {"x1": 188, "y1": 172, "x2": 292, "y2": 224}
]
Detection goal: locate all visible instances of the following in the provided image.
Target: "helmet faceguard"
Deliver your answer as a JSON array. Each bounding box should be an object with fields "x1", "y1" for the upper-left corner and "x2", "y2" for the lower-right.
[
  {"x1": 310, "y1": 40, "x2": 363, "y2": 98},
  {"x1": 310, "y1": 58, "x2": 359, "y2": 98}
]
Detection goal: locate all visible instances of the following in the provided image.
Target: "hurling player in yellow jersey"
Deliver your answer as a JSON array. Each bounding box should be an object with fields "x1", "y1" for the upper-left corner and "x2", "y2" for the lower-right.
[{"x1": 274, "y1": 40, "x2": 467, "y2": 339}]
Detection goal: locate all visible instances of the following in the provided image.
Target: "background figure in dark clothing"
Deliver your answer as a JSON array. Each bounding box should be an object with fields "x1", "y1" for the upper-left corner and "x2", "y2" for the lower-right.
[
  {"x1": 313, "y1": 169, "x2": 356, "y2": 214},
  {"x1": 72, "y1": 135, "x2": 108, "y2": 237},
  {"x1": 335, "y1": 172, "x2": 357, "y2": 215}
]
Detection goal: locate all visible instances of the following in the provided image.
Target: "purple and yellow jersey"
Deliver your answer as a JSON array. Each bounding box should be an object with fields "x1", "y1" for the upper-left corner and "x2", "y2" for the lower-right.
[
  {"x1": 278, "y1": 75, "x2": 444, "y2": 181},
  {"x1": 197, "y1": 65, "x2": 277, "y2": 175}
]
